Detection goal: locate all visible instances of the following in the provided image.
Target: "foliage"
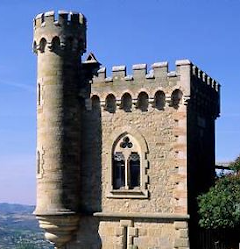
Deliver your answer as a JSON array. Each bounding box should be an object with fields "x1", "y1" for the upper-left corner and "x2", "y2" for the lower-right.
[
  {"x1": 229, "y1": 155, "x2": 240, "y2": 173},
  {"x1": 198, "y1": 155, "x2": 240, "y2": 229},
  {"x1": 16, "y1": 240, "x2": 36, "y2": 249}
]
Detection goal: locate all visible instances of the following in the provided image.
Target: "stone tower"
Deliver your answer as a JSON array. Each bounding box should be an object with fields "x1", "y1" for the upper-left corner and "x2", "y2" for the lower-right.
[
  {"x1": 33, "y1": 11, "x2": 86, "y2": 248},
  {"x1": 33, "y1": 11, "x2": 220, "y2": 249}
]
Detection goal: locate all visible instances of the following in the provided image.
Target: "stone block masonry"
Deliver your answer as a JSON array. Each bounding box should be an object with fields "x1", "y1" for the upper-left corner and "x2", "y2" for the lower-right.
[{"x1": 33, "y1": 10, "x2": 220, "y2": 249}]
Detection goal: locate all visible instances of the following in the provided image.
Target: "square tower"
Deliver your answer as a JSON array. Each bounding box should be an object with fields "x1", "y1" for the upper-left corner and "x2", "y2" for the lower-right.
[{"x1": 74, "y1": 60, "x2": 220, "y2": 249}]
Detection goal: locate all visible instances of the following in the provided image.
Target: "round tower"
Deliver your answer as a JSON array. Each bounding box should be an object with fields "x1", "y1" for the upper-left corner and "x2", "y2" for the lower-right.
[{"x1": 33, "y1": 10, "x2": 86, "y2": 248}]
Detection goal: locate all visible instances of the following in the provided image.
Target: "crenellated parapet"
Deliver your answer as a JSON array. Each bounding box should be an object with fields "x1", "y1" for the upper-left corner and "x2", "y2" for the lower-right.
[
  {"x1": 191, "y1": 65, "x2": 220, "y2": 92},
  {"x1": 89, "y1": 59, "x2": 220, "y2": 118},
  {"x1": 91, "y1": 61, "x2": 181, "y2": 107},
  {"x1": 33, "y1": 10, "x2": 86, "y2": 55},
  {"x1": 190, "y1": 64, "x2": 220, "y2": 118},
  {"x1": 92, "y1": 62, "x2": 169, "y2": 84}
]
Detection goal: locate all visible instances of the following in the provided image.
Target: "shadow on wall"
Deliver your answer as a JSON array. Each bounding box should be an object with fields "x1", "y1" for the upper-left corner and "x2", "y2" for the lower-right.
[
  {"x1": 67, "y1": 216, "x2": 102, "y2": 248},
  {"x1": 72, "y1": 94, "x2": 102, "y2": 248}
]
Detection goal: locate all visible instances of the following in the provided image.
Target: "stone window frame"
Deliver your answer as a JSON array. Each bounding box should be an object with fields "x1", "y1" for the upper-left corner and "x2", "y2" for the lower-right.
[
  {"x1": 106, "y1": 127, "x2": 149, "y2": 199},
  {"x1": 112, "y1": 139, "x2": 141, "y2": 190}
]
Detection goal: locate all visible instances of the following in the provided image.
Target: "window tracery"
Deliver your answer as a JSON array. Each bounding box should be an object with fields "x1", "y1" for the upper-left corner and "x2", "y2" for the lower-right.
[{"x1": 108, "y1": 132, "x2": 149, "y2": 198}]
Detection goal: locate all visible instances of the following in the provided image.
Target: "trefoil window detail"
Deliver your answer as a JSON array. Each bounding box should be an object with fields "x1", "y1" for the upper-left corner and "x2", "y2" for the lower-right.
[
  {"x1": 111, "y1": 135, "x2": 143, "y2": 192},
  {"x1": 107, "y1": 130, "x2": 149, "y2": 199}
]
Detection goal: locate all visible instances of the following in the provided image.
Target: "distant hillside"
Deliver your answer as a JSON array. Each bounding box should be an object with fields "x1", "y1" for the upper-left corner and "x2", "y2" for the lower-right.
[
  {"x1": 0, "y1": 203, "x2": 53, "y2": 249},
  {"x1": 0, "y1": 203, "x2": 35, "y2": 214}
]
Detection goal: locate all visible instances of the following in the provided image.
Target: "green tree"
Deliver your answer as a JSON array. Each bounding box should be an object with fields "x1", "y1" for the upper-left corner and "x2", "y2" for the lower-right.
[
  {"x1": 198, "y1": 155, "x2": 240, "y2": 229},
  {"x1": 229, "y1": 155, "x2": 240, "y2": 173}
]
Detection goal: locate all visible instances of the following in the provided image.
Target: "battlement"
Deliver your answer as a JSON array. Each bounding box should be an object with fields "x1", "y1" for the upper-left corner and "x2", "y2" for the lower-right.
[
  {"x1": 90, "y1": 59, "x2": 220, "y2": 118},
  {"x1": 191, "y1": 64, "x2": 220, "y2": 92},
  {"x1": 33, "y1": 11, "x2": 86, "y2": 55},
  {"x1": 92, "y1": 59, "x2": 220, "y2": 93},
  {"x1": 34, "y1": 10, "x2": 86, "y2": 29}
]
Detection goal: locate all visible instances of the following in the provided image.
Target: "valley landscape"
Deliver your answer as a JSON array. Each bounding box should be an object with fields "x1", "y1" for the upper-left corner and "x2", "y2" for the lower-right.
[{"x1": 0, "y1": 203, "x2": 53, "y2": 249}]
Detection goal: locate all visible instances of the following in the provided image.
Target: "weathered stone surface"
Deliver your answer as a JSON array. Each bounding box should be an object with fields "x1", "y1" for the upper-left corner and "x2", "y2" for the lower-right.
[{"x1": 34, "y1": 9, "x2": 220, "y2": 249}]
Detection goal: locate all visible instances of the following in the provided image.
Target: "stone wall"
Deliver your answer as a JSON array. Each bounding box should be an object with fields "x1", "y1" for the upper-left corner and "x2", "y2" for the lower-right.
[
  {"x1": 33, "y1": 11, "x2": 220, "y2": 249},
  {"x1": 68, "y1": 216, "x2": 189, "y2": 249},
  {"x1": 72, "y1": 61, "x2": 193, "y2": 248}
]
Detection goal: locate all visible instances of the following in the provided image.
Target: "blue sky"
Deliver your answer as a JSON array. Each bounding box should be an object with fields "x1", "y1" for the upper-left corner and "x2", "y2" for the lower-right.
[{"x1": 0, "y1": 0, "x2": 239, "y2": 205}]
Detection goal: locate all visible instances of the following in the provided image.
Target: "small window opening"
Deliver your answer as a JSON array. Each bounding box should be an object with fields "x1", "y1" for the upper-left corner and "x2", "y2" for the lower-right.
[
  {"x1": 171, "y1": 89, "x2": 183, "y2": 109},
  {"x1": 121, "y1": 93, "x2": 132, "y2": 112},
  {"x1": 91, "y1": 95, "x2": 100, "y2": 112},
  {"x1": 33, "y1": 41, "x2": 37, "y2": 53},
  {"x1": 113, "y1": 152, "x2": 125, "y2": 189},
  {"x1": 105, "y1": 94, "x2": 116, "y2": 113},
  {"x1": 52, "y1": 36, "x2": 60, "y2": 51},
  {"x1": 37, "y1": 83, "x2": 41, "y2": 106},
  {"x1": 129, "y1": 152, "x2": 140, "y2": 188},
  {"x1": 154, "y1": 91, "x2": 165, "y2": 110},
  {"x1": 137, "y1": 92, "x2": 148, "y2": 112},
  {"x1": 37, "y1": 151, "x2": 40, "y2": 174},
  {"x1": 66, "y1": 37, "x2": 73, "y2": 51},
  {"x1": 41, "y1": 14, "x2": 45, "y2": 24},
  {"x1": 123, "y1": 226, "x2": 128, "y2": 249},
  {"x1": 39, "y1": 38, "x2": 47, "y2": 53}
]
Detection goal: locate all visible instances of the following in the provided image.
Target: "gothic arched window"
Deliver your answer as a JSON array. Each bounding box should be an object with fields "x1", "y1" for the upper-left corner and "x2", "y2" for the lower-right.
[
  {"x1": 112, "y1": 135, "x2": 141, "y2": 190},
  {"x1": 107, "y1": 129, "x2": 149, "y2": 198}
]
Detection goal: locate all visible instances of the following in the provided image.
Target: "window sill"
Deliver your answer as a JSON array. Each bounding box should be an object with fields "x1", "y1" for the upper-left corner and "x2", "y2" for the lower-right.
[{"x1": 107, "y1": 189, "x2": 149, "y2": 199}]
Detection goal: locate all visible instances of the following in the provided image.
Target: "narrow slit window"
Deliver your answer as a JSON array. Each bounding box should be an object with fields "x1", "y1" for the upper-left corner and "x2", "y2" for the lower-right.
[
  {"x1": 37, "y1": 151, "x2": 40, "y2": 174},
  {"x1": 123, "y1": 226, "x2": 128, "y2": 249},
  {"x1": 37, "y1": 83, "x2": 41, "y2": 106}
]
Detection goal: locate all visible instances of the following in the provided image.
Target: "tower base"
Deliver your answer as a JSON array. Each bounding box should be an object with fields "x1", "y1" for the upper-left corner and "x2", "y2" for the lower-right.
[{"x1": 36, "y1": 214, "x2": 80, "y2": 248}]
